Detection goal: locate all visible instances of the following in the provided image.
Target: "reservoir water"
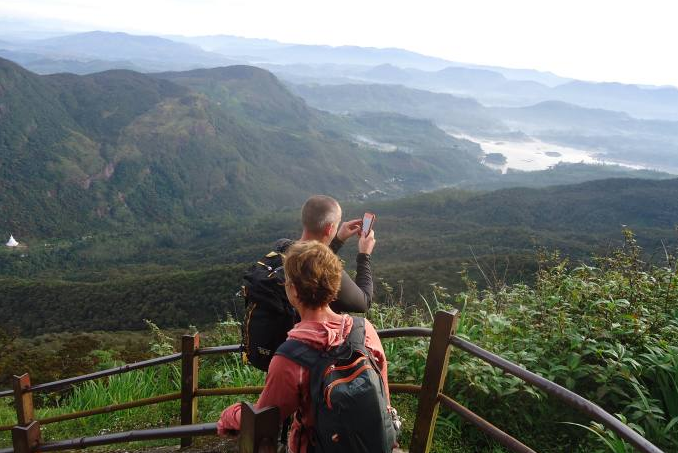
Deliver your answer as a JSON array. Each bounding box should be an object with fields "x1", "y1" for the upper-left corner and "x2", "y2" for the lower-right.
[
  {"x1": 450, "y1": 134, "x2": 647, "y2": 174},
  {"x1": 452, "y1": 135, "x2": 599, "y2": 173}
]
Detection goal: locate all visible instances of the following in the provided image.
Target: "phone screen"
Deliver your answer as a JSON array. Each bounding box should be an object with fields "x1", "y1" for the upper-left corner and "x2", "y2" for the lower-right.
[{"x1": 362, "y1": 214, "x2": 373, "y2": 236}]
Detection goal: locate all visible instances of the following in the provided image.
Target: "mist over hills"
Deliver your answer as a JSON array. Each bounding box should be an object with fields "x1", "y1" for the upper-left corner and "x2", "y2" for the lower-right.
[
  {"x1": 494, "y1": 101, "x2": 678, "y2": 171},
  {"x1": 549, "y1": 81, "x2": 678, "y2": 121},
  {"x1": 169, "y1": 34, "x2": 571, "y2": 87},
  {"x1": 2, "y1": 55, "x2": 670, "y2": 242},
  {"x1": 1, "y1": 31, "x2": 240, "y2": 73},
  {"x1": 0, "y1": 48, "x2": 146, "y2": 74},
  {"x1": 289, "y1": 82, "x2": 509, "y2": 136},
  {"x1": 355, "y1": 63, "x2": 550, "y2": 105},
  {"x1": 2, "y1": 30, "x2": 677, "y2": 122},
  {"x1": 0, "y1": 58, "x2": 501, "y2": 237},
  {"x1": 297, "y1": 63, "x2": 678, "y2": 121},
  {"x1": 289, "y1": 82, "x2": 678, "y2": 172}
]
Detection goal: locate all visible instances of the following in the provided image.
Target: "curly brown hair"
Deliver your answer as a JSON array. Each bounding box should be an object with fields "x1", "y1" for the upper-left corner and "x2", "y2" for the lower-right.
[{"x1": 283, "y1": 241, "x2": 343, "y2": 309}]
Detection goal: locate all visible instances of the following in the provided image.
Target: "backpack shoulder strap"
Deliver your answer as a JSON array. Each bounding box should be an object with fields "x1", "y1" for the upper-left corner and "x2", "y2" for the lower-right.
[
  {"x1": 275, "y1": 339, "x2": 321, "y2": 369},
  {"x1": 346, "y1": 316, "x2": 366, "y2": 349},
  {"x1": 276, "y1": 317, "x2": 366, "y2": 368}
]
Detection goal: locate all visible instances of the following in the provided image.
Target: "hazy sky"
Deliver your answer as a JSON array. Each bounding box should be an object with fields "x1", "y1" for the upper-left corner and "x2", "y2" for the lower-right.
[{"x1": 1, "y1": 0, "x2": 676, "y2": 87}]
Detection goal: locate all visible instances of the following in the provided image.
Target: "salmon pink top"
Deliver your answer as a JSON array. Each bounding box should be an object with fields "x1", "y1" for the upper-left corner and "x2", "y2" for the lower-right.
[{"x1": 217, "y1": 314, "x2": 390, "y2": 453}]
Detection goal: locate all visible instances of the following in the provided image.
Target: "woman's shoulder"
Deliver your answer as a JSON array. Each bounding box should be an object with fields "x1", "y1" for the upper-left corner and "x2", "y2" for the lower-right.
[
  {"x1": 360, "y1": 316, "x2": 378, "y2": 334},
  {"x1": 360, "y1": 317, "x2": 384, "y2": 348}
]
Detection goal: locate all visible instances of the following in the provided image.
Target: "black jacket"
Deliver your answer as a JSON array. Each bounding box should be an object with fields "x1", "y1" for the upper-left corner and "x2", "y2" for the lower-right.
[{"x1": 274, "y1": 237, "x2": 372, "y2": 313}]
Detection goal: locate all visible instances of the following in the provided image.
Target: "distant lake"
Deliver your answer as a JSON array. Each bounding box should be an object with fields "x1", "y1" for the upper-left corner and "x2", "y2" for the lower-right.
[{"x1": 449, "y1": 134, "x2": 647, "y2": 174}]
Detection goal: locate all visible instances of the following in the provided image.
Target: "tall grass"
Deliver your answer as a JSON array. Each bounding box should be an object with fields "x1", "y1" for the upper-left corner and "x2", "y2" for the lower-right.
[{"x1": 0, "y1": 365, "x2": 181, "y2": 448}]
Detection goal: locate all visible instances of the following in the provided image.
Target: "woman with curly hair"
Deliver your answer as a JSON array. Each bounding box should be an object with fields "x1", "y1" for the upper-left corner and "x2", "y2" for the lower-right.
[{"x1": 217, "y1": 237, "x2": 394, "y2": 452}]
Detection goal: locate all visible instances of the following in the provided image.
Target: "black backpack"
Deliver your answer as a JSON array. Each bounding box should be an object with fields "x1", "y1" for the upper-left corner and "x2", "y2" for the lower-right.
[
  {"x1": 242, "y1": 239, "x2": 297, "y2": 371},
  {"x1": 276, "y1": 317, "x2": 396, "y2": 453}
]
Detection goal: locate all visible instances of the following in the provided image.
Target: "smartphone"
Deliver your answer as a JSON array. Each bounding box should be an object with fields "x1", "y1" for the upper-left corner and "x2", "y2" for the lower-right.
[{"x1": 362, "y1": 212, "x2": 376, "y2": 237}]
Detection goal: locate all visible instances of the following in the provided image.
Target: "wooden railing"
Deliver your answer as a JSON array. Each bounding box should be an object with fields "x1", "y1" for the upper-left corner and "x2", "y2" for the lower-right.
[{"x1": 0, "y1": 310, "x2": 664, "y2": 453}]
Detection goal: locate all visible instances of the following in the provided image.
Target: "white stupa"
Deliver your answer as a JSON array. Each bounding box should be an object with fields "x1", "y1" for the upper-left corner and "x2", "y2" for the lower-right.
[{"x1": 6, "y1": 235, "x2": 19, "y2": 247}]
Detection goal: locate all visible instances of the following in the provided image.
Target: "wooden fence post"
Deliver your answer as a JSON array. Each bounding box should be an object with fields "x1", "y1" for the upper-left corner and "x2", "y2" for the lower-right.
[
  {"x1": 11, "y1": 422, "x2": 40, "y2": 453},
  {"x1": 13, "y1": 374, "x2": 34, "y2": 426},
  {"x1": 180, "y1": 333, "x2": 199, "y2": 448},
  {"x1": 409, "y1": 309, "x2": 460, "y2": 453},
  {"x1": 12, "y1": 374, "x2": 41, "y2": 453},
  {"x1": 239, "y1": 402, "x2": 280, "y2": 453}
]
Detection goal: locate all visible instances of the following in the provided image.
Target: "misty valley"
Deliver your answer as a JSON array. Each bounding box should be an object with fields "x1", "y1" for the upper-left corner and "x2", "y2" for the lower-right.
[{"x1": 1, "y1": 28, "x2": 677, "y2": 453}]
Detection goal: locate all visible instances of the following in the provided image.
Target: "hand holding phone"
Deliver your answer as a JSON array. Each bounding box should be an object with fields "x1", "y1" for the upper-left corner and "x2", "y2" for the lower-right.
[
  {"x1": 358, "y1": 229, "x2": 376, "y2": 255},
  {"x1": 358, "y1": 212, "x2": 377, "y2": 254}
]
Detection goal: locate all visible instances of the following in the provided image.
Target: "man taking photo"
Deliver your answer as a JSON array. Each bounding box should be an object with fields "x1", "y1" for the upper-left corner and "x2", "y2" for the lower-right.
[{"x1": 242, "y1": 194, "x2": 376, "y2": 371}]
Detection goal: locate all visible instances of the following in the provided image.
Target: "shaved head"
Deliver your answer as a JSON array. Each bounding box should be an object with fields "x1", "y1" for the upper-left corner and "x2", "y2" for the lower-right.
[{"x1": 301, "y1": 195, "x2": 341, "y2": 235}]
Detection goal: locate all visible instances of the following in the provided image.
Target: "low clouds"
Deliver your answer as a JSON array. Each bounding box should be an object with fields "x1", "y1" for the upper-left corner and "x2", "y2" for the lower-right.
[{"x1": 0, "y1": 0, "x2": 676, "y2": 86}]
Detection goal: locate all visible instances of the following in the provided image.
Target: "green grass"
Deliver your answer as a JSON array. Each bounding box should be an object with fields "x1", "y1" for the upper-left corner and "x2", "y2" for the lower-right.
[{"x1": 0, "y1": 366, "x2": 181, "y2": 447}]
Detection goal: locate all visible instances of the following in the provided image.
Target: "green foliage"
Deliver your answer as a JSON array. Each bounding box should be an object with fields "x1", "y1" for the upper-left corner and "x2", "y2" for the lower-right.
[
  {"x1": 145, "y1": 319, "x2": 176, "y2": 357},
  {"x1": 0, "y1": 330, "x2": 154, "y2": 390},
  {"x1": 0, "y1": 264, "x2": 247, "y2": 336},
  {"x1": 439, "y1": 231, "x2": 678, "y2": 451},
  {"x1": 3, "y1": 177, "x2": 678, "y2": 344},
  {"x1": 1, "y1": 234, "x2": 676, "y2": 451}
]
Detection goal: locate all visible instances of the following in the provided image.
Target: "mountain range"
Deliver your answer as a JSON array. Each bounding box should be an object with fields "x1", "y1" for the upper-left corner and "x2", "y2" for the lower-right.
[
  {"x1": 169, "y1": 34, "x2": 570, "y2": 86},
  {"x1": 2, "y1": 31, "x2": 677, "y2": 122},
  {"x1": 290, "y1": 82, "x2": 678, "y2": 171},
  {"x1": 0, "y1": 31, "x2": 239, "y2": 73},
  {"x1": 2, "y1": 56, "x2": 670, "y2": 240},
  {"x1": 289, "y1": 82, "x2": 509, "y2": 136},
  {"x1": 314, "y1": 63, "x2": 678, "y2": 121},
  {"x1": 0, "y1": 57, "x2": 499, "y2": 237}
]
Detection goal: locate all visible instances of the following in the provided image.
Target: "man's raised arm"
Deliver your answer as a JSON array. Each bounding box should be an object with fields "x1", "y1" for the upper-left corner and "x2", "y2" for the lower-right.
[{"x1": 330, "y1": 229, "x2": 376, "y2": 313}]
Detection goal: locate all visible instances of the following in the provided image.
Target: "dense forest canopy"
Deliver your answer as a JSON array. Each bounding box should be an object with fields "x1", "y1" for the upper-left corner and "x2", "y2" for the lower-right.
[{"x1": 2, "y1": 177, "x2": 677, "y2": 336}]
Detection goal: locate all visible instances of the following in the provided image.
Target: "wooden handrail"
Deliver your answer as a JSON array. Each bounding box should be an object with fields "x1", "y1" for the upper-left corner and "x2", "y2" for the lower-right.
[
  {"x1": 36, "y1": 423, "x2": 217, "y2": 452},
  {"x1": 0, "y1": 327, "x2": 430, "y2": 398},
  {"x1": 195, "y1": 344, "x2": 242, "y2": 356},
  {"x1": 0, "y1": 385, "x2": 530, "y2": 453},
  {"x1": 0, "y1": 315, "x2": 665, "y2": 453},
  {"x1": 410, "y1": 310, "x2": 459, "y2": 453},
  {"x1": 17, "y1": 354, "x2": 181, "y2": 396},
  {"x1": 180, "y1": 334, "x2": 199, "y2": 447},
  {"x1": 0, "y1": 384, "x2": 422, "y2": 433},
  {"x1": 449, "y1": 336, "x2": 664, "y2": 453},
  {"x1": 437, "y1": 393, "x2": 536, "y2": 453}
]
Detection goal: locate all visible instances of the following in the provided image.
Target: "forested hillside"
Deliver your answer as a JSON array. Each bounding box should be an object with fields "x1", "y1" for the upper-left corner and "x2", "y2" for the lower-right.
[
  {"x1": 289, "y1": 82, "x2": 509, "y2": 136},
  {"x1": 3, "y1": 177, "x2": 677, "y2": 336},
  {"x1": 0, "y1": 58, "x2": 495, "y2": 237}
]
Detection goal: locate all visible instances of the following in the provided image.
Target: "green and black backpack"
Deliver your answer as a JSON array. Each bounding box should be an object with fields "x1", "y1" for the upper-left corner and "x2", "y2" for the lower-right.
[
  {"x1": 242, "y1": 239, "x2": 297, "y2": 371},
  {"x1": 276, "y1": 317, "x2": 397, "y2": 453}
]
